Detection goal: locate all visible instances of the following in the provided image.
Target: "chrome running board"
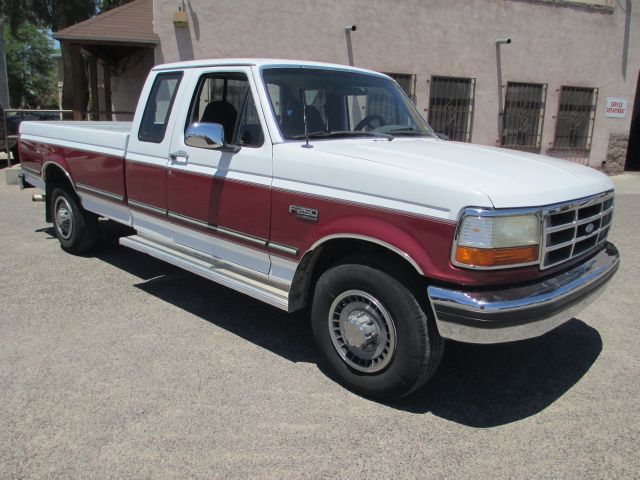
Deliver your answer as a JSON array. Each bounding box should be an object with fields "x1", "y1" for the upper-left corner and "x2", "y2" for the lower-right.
[{"x1": 119, "y1": 234, "x2": 290, "y2": 311}]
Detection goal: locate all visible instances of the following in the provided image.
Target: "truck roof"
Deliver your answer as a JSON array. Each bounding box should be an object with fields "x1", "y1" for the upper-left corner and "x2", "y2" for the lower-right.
[{"x1": 151, "y1": 58, "x2": 389, "y2": 78}]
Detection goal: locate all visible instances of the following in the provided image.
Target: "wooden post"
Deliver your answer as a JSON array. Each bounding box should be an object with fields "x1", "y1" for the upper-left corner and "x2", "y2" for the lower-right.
[
  {"x1": 103, "y1": 61, "x2": 112, "y2": 121},
  {"x1": 70, "y1": 45, "x2": 83, "y2": 120},
  {"x1": 89, "y1": 55, "x2": 99, "y2": 120}
]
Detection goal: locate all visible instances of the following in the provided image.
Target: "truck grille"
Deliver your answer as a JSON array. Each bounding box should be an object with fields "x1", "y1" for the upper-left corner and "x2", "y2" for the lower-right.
[{"x1": 541, "y1": 191, "x2": 614, "y2": 269}]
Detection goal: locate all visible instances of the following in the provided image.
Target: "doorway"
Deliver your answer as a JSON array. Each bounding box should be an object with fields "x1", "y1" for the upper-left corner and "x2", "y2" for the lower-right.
[{"x1": 625, "y1": 70, "x2": 640, "y2": 171}]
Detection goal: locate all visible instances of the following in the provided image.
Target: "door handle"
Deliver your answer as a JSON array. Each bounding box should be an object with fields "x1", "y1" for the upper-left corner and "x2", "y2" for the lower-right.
[{"x1": 169, "y1": 150, "x2": 189, "y2": 164}]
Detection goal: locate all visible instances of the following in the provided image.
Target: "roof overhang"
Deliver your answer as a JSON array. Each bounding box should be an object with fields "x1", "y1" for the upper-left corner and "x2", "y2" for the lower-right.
[
  {"x1": 56, "y1": 37, "x2": 158, "y2": 48},
  {"x1": 53, "y1": 0, "x2": 158, "y2": 54}
]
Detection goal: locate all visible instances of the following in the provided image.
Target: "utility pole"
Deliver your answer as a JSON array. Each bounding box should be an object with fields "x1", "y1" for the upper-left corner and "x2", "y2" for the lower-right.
[
  {"x1": 0, "y1": 21, "x2": 10, "y2": 156},
  {"x1": 495, "y1": 37, "x2": 511, "y2": 142},
  {"x1": 0, "y1": 22, "x2": 10, "y2": 109}
]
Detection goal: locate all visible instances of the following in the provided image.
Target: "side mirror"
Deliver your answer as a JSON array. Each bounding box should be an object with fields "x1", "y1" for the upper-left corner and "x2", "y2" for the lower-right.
[{"x1": 185, "y1": 122, "x2": 225, "y2": 149}]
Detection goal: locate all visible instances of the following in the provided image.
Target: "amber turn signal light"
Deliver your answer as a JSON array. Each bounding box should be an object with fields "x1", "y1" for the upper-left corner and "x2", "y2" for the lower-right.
[{"x1": 455, "y1": 245, "x2": 539, "y2": 267}]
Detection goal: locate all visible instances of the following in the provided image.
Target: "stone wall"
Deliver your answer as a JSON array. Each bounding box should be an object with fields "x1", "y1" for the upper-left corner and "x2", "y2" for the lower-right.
[{"x1": 603, "y1": 133, "x2": 629, "y2": 175}]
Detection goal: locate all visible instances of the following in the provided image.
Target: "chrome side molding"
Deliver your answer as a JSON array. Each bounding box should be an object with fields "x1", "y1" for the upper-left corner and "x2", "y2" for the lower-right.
[
  {"x1": 76, "y1": 182, "x2": 125, "y2": 203},
  {"x1": 119, "y1": 234, "x2": 290, "y2": 311}
]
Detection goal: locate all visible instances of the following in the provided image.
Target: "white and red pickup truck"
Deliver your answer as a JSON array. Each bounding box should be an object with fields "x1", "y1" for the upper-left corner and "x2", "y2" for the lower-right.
[{"x1": 18, "y1": 59, "x2": 619, "y2": 400}]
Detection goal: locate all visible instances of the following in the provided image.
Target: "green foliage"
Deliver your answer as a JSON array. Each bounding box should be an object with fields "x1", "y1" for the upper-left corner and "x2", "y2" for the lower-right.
[
  {"x1": 0, "y1": 0, "x2": 97, "y2": 32},
  {"x1": 99, "y1": 0, "x2": 133, "y2": 12},
  {"x1": 0, "y1": 0, "x2": 137, "y2": 32},
  {"x1": 3, "y1": 22, "x2": 58, "y2": 108},
  {"x1": 0, "y1": 0, "x2": 134, "y2": 109}
]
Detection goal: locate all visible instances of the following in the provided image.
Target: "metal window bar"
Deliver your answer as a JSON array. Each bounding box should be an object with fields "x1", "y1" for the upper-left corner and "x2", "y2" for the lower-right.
[
  {"x1": 427, "y1": 76, "x2": 476, "y2": 142},
  {"x1": 82, "y1": 111, "x2": 135, "y2": 121},
  {"x1": 553, "y1": 86, "x2": 598, "y2": 151},
  {"x1": 501, "y1": 82, "x2": 547, "y2": 150},
  {"x1": 366, "y1": 90, "x2": 395, "y2": 123},
  {"x1": 385, "y1": 73, "x2": 416, "y2": 102}
]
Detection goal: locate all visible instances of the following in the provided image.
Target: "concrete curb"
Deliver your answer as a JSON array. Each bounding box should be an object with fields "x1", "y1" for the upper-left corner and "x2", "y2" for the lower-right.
[{"x1": 4, "y1": 166, "x2": 21, "y2": 185}]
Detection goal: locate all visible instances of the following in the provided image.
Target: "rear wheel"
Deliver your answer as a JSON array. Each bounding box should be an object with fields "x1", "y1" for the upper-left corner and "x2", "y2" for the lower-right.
[
  {"x1": 311, "y1": 263, "x2": 444, "y2": 400},
  {"x1": 51, "y1": 187, "x2": 98, "y2": 254}
]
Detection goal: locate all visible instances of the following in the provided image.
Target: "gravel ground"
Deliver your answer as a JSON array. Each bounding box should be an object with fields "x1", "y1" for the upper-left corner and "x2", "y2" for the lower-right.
[{"x1": 0, "y1": 175, "x2": 638, "y2": 479}]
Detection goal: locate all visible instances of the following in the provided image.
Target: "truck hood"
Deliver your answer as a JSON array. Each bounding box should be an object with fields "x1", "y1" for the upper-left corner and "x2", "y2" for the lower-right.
[{"x1": 310, "y1": 138, "x2": 614, "y2": 208}]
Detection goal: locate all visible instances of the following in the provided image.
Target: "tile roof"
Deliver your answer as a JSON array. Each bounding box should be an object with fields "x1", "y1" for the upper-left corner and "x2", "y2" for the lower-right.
[{"x1": 54, "y1": 0, "x2": 158, "y2": 45}]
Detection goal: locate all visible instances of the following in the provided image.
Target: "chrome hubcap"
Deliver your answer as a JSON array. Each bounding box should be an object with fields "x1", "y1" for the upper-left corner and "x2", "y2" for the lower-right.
[
  {"x1": 343, "y1": 310, "x2": 379, "y2": 349},
  {"x1": 54, "y1": 196, "x2": 73, "y2": 240},
  {"x1": 328, "y1": 290, "x2": 397, "y2": 373}
]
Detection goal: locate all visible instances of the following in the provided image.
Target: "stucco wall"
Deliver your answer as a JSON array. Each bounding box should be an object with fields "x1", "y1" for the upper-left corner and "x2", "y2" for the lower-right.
[
  {"x1": 111, "y1": 48, "x2": 155, "y2": 120},
  {"x1": 151, "y1": 0, "x2": 639, "y2": 168}
]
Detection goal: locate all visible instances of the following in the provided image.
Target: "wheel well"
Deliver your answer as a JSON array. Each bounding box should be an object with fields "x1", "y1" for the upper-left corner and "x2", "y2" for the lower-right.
[
  {"x1": 43, "y1": 164, "x2": 76, "y2": 223},
  {"x1": 289, "y1": 238, "x2": 426, "y2": 312}
]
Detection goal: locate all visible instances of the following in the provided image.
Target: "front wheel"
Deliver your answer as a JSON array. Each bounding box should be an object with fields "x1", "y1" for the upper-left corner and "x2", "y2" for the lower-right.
[
  {"x1": 311, "y1": 264, "x2": 444, "y2": 400},
  {"x1": 51, "y1": 187, "x2": 98, "y2": 254}
]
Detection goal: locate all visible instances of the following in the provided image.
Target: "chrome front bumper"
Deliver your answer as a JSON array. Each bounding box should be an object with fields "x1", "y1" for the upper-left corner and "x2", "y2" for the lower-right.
[{"x1": 427, "y1": 242, "x2": 620, "y2": 344}]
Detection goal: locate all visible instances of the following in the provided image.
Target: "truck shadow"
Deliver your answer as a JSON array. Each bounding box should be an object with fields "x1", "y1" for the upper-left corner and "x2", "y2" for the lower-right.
[
  {"x1": 89, "y1": 223, "x2": 602, "y2": 428},
  {"x1": 94, "y1": 222, "x2": 317, "y2": 365},
  {"x1": 388, "y1": 320, "x2": 602, "y2": 427}
]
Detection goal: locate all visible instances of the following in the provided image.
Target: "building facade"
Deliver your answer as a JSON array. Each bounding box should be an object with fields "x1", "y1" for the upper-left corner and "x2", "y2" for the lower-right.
[{"x1": 58, "y1": 0, "x2": 640, "y2": 170}]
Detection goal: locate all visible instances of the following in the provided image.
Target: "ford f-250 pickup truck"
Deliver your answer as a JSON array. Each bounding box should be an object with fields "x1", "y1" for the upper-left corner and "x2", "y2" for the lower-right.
[{"x1": 18, "y1": 59, "x2": 620, "y2": 400}]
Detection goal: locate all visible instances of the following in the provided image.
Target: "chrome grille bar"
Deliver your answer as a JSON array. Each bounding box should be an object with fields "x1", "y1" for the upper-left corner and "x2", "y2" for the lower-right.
[{"x1": 541, "y1": 190, "x2": 614, "y2": 269}]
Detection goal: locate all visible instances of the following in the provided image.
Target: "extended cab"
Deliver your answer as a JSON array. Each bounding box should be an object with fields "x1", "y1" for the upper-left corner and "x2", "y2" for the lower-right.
[{"x1": 18, "y1": 59, "x2": 620, "y2": 400}]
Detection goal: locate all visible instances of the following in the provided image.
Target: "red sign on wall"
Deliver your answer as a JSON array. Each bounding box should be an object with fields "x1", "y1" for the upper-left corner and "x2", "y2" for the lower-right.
[{"x1": 605, "y1": 97, "x2": 627, "y2": 118}]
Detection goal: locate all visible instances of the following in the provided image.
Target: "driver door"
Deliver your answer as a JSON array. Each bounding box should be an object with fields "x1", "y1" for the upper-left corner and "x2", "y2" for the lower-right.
[{"x1": 166, "y1": 67, "x2": 272, "y2": 274}]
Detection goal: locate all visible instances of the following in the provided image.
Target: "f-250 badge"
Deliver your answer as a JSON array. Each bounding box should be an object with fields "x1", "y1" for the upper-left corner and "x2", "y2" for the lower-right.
[{"x1": 289, "y1": 205, "x2": 319, "y2": 221}]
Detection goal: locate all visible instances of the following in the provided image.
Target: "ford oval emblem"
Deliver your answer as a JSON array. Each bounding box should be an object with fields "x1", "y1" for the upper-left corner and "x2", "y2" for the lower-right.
[{"x1": 585, "y1": 223, "x2": 595, "y2": 234}]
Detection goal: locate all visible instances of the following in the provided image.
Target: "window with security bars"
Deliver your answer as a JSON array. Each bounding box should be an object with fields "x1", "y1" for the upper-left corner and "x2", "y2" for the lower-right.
[
  {"x1": 532, "y1": 0, "x2": 614, "y2": 7},
  {"x1": 385, "y1": 73, "x2": 416, "y2": 101},
  {"x1": 501, "y1": 82, "x2": 547, "y2": 150},
  {"x1": 427, "y1": 76, "x2": 475, "y2": 142},
  {"x1": 553, "y1": 86, "x2": 598, "y2": 150}
]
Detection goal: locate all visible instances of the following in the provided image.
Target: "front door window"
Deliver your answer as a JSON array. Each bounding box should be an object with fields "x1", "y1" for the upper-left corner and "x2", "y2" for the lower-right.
[{"x1": 186, "y1": 73, "x2": 263, "y2": 147}]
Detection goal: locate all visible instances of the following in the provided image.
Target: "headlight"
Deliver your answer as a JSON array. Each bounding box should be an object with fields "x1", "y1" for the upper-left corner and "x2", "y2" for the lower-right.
[{"x1": 453, "y1": 212, "x2": 541, "y2": 268}]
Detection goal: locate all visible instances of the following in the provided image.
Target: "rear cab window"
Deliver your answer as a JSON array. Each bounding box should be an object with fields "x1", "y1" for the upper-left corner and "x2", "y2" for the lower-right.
[{"x1": 138, "y1": 71, "x2": 183, "y2": 143}]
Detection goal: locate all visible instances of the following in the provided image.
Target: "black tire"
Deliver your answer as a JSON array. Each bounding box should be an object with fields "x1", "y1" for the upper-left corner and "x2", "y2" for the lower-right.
[
  {"x1": 50, "y1": 187, "x2": 99, "y2": 254},
  {"x1": 311, "y1": 264, "x2": 444, "y2": 400}
]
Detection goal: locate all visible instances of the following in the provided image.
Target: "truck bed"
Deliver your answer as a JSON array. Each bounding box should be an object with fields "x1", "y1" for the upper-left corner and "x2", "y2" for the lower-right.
[
  {"x1": 20, "y1": 121, "x2": 132, "y2": 154},
  {"x1": 19, "y1": 121, "x2": 132, "y2": 211}
]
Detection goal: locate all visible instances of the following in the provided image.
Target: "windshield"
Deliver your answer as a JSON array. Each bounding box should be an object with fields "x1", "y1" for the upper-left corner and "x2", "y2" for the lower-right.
[{"x1": 262, "y1": 67, "x2": 435, "y2": 140}]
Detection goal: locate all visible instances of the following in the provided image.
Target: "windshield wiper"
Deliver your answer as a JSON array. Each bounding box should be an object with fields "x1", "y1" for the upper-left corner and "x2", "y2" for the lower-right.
[
  {"x1": 385, "y1": 127, "x2": 434, "y2": 137},
  {"x1": 291, "y1": 130, "x2": 393, "y2": 141}
]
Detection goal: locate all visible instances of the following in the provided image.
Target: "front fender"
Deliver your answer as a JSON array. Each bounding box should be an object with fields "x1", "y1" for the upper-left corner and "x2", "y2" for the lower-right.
[{"x1": 305, "y1": 214, "x2": 455, "y2": 277}]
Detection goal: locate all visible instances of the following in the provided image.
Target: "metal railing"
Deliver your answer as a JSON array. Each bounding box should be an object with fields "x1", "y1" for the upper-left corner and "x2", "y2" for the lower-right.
[
  {"x1": 2, "y1": 109, "x2": 73, "y2": 167},
  {"x1": 82, "y1": 111, "x2": 135, "y2": 121}
]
